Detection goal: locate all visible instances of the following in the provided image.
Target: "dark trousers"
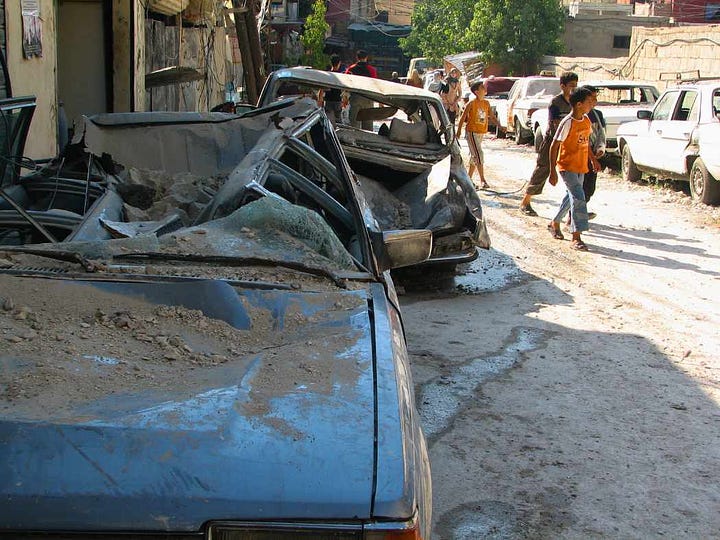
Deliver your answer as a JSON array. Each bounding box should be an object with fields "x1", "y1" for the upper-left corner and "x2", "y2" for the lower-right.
[
  {"x1": 525, "y1": 134, "x2": 552, "y2": 196},
  {"x1": 583, "y1": 170, "x2": 597, "y2": 203}
]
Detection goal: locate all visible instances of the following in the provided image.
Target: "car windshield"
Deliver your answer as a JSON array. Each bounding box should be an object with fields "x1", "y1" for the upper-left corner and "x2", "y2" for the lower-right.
[
  {"x1": 0, "y1": 100, "x2": 368, "y2": 289},
  {"x1": 526, "y1": 79, "x2": 558, "y2": 97},
  {"x1": 595, "y1": 85, "x2": 658, "y2": 105}
]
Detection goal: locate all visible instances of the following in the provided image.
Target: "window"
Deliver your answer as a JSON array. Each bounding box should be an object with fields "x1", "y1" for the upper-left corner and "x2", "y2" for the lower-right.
[
  {"x1": 613, "y1": 35, "x2": 631, "y2": 49},
  {"x1": 652, "y1": 91, "x2": 678, "y2": 121},
  {"x1": 673, "y1": 91, "x2": 699, "y2": 122},
  {"x1": 706, "y1": 3, "x2": 720, "y2": 20}
]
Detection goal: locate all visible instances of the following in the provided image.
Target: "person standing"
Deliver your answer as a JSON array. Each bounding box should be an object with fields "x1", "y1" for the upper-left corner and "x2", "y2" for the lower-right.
[
  {"x1": 519, "y1": 71, "x2": 579, "y2": 216},
  {"x1": 455, "y1": 80, "x2": 496, "y2": 189},
  {"x1": 318, "y1": 54, "x2": 345, "y2": 126},
  {"x1": 546, "y1": 86, "x2": 595, "y2": 251},
  {"x1": 580, "y1": 84, "x2": 606, "y2": 220},
  {"x1": 406, "y1": 69, "x2": 423, "y2": 88},
  {"x1": 345, "y1": 50, "x2": 377, "y2": 130},
  {"x1": 440, "y1": 67, "x2": 462, "y2": 124}
]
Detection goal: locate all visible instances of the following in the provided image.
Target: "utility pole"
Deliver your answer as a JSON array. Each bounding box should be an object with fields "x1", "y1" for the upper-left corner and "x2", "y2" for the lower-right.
[{"x1": 229, "y1": 0, "x2": 267, "y2": 104}]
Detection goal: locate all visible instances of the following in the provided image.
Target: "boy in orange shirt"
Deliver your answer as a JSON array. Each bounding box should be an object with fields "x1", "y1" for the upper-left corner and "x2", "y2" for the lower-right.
[
  {"x1": 456, "y1": 80, "x2": 496, "y2": 189},
  {"x1": 547, "y1": 86, "x2": 599, "y2": 251}
]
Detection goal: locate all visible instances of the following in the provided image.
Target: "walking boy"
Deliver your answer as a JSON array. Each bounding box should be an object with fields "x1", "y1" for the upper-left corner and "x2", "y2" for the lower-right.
[
  {"x1": 546, "y1": 86, "x2": 595, "y2": 251},
  {"x1": 318, "y1": 54, "x2": 345, "y2": 126},
  {"x1": 519, "y1": 71, "x2": 578, "y2": 216},
  {"x1": 456, "y1": 80, "x2": 496, "y2": 189},
  {"x1": 345, "y1": 50, "x2": 377, "y2": 130}
]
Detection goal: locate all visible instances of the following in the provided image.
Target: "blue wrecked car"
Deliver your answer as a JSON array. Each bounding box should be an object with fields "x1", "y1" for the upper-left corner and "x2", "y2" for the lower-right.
[{"x1": 0, "y1": 98, "x2": 432, "y2": 538}]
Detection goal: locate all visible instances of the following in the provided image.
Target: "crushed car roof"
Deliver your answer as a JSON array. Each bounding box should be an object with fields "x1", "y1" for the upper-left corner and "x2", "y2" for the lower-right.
[{"x1": 265, "y1": 67, "x2": 444, "y2": 102}]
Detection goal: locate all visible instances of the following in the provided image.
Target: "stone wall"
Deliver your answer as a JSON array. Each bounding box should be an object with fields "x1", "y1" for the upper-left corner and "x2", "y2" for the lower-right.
[
  {"x1": 542, "y1": 24, "x2": 720, "y2": 91},
  {"x1": 624, "y1": 25, "x2": 720, "y2": 89}
]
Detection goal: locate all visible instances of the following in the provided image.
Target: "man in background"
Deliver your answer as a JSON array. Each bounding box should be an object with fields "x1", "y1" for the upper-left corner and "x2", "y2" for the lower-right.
[{"x1": 345, "y1": 50, "x2": 377, "y2": 130}]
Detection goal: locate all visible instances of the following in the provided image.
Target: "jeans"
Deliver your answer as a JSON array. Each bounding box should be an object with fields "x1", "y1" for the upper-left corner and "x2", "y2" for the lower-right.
[{"x1": 553, "y1": 171, "x2": 589, "y2": 233}]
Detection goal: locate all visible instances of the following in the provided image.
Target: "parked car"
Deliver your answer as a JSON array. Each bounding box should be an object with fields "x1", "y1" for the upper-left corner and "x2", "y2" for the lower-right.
[
  {"x1": 258, "y1": 66, "x2": 491, "y2": 272},
  {"x1": 0, "y1": 98, "x2": 433, "y2": 537},
  {"x1": 479, "y1": 76, "x2": 520, "y2": 131},
  {"x1": 529, "y1": 80, "x2": 660, "y2": 153},
  {"x1": 495, "y1": 76, "x2": 559, "y2": 143},
  {"x1": 617, "y1": 80, "x2": 720, "y2": 205}
]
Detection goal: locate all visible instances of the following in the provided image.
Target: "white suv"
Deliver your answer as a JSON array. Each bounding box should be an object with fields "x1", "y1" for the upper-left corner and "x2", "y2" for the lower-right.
[{"x1": 617, "y1": 80, "x2": 720, "y2": 205}]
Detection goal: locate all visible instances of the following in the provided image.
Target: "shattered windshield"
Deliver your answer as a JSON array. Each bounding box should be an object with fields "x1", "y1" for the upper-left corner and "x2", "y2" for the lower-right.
[{"x1": 0, "y1": 100, "x2": 369, "y2": 287}]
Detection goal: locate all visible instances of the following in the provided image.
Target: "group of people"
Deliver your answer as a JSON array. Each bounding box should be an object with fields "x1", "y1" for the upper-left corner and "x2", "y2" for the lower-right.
[{"x1": 455, "y1": 70, "x2": 605, "y2": 252}]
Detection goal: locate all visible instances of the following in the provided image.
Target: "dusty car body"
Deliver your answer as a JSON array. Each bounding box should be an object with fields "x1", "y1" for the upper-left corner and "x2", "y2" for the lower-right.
[
  {"x1": 0, "y1": 99, "x2": 433, "y2": 538},
  {"x1": 257, "y1": 67, "x2": 491, "y2": 271},
  {"x1": 617, "y1": 80, "x2": 720, "y2": 205},
  {"x1": 529, "y1": 80, "x2": 659, "y2": 154},
  {"x1": 480, "y1": 76, "x2": 521, "y2": 132}
]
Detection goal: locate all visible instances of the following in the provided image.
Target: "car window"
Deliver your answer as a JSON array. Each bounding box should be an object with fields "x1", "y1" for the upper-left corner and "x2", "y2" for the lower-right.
[
  {"x1": 508, "y1": 81, "x2": 520, "y2": 100},
  {"x1": 712, "y1": 89, "x2": 720, "y2": 119},
  {"x1": 526, "y1": 79, "x2": 558, "y2": 97},
  {"x1": 596, "y1": 86, "x2": 658, "y2": 105},
  {"x1": 652, "y1": 91, "x2": 678, "y2": 121},
  {"x1": 673, "y1": 91, "x2": 699, "y2": 122}
]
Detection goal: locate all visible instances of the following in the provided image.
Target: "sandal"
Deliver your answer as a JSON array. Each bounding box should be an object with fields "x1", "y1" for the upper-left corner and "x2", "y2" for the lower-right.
[
  {"x1": 547, "y1": 223, "x2": 564, "y2": 240},
  {"x1": 520, "y1": 204, "x2": 538, "y2": 217},
  {"x1": 570, "y1": 240, "x2": 589, "y2": 251}
]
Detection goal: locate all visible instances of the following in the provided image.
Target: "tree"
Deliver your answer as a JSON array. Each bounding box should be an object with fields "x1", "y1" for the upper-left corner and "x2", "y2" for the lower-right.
[
  {"x1": 463, "y1": 0, "x2": 564, "y2": 74},
  {"x1": 401, "y1": 0, "x2": 565, "y2": 74},
  {"x1": 300, "y1": 0, "x2": 330, "y2": 69},
  {"x1": 399, "y1": 0, "x2": 474, "y2": 62}
]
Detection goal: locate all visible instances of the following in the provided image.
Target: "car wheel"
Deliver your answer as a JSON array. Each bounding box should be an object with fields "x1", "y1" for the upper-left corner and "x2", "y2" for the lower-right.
[
  {"x1": 533, "y1": 126, "x2": 543, "y2": 153},
  {"x1": 514, "y1": 118, "x2": 524, "y2": 144},
  {"x1": 689, "y1": 158, "x2": 720, "y2": 205},
  {"x1": 621, "y1": 145, "x2": 642, "y2": 183},
  {"x1": 495, "y1": 123, "x2": 505, "y2": 138}
]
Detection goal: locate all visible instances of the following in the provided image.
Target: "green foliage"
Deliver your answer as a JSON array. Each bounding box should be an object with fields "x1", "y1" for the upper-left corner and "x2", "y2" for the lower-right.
[
  {"x1": 402, "y1": 0, "x2": 565, "y2": 74},
  {"x1": 463, "y1": 0, "x2": 564, "y2": 74},
  {"x1": 301, "y1": 0, "x2": 330, "y2": 68},
  {"x1": 399, "y1": 0, "x2": 474, "y2": 62}
]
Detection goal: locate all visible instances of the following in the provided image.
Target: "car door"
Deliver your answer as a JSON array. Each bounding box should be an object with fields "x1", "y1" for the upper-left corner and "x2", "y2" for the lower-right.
[
  {"x1": 661, "y1": 89, "x2": 700, "y2": 174},
  {"x1": 631, "y1": 90, "x2": 679, "y2": 168}
]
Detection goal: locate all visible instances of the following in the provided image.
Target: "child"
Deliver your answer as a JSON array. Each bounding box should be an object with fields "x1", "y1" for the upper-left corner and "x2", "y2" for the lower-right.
[
  {"x1": 547, "y1": 86, "x2": 596, "y2": 251},
  {"x1": 456, "y1": 80, "x2": 496, "y2": 189}
]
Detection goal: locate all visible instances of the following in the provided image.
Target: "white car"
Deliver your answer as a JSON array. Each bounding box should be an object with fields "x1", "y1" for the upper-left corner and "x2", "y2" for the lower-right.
[
  {"x1": 495, "y1": 76, "x2": 558, "y2": 144},
  {"x1": 617, "y1": 80, "x2": 720, "y2": 205},
  {"x1": 529, "y1": 80, "x2": 660, "y2": 154}
]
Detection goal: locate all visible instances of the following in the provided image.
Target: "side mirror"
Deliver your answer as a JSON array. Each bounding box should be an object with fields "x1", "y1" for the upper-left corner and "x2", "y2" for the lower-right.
[
  {"x1": 370, "y1": 229, "x2": 432, "y2": 273},
  {"x1": 637, "y1": 110, "x2": 652, "y2": 120}
]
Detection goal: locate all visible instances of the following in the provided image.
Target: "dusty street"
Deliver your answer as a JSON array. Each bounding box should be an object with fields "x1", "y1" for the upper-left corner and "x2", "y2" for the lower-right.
[{"x1": 399, "y1": 136, "x2": 720, "y2": 539}]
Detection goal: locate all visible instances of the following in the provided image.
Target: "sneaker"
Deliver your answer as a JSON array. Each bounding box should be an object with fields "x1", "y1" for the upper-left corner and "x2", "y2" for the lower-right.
[
  {"x1": 520, "y1": 204, "x2": 538, "y2": 217},
  {"x1": 588, "y1": 212, "x2": 597, "y2": 220}
]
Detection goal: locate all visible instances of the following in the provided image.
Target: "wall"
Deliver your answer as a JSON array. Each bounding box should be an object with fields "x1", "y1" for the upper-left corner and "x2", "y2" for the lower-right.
[
  {"x1": 563, "y1": 14, "x2": 668, "y2": 58},
  {"x1": 5, "y1": 0, "x2": 58, "y2": 159},
  {"x1": 113, "y1": 0, "x2": 145, "y2": 112},
  {"x1": 541, "y1": 24, "x2": 720, "y2": 91},
  {"x1": 540, "y1": 55, "x2": 628, "y2": 80},
  {"x1": 624, "y1": 24, "x2": 720, "y2": 89}
]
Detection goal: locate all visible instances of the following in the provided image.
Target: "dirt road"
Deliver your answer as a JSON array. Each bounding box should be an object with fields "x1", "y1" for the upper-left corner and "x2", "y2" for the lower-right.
[{"x1": 400, "y1": 137, "x2": 720, "y2": 539}]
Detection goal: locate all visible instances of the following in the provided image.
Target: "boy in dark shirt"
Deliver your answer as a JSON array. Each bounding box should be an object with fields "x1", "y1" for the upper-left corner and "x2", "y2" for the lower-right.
[
  {"x1": 318, "y1": 54, "x2": 344, "y2": 126},
  {"x1": 520, "y1": 71, "x2": 578, "y2": 216}
]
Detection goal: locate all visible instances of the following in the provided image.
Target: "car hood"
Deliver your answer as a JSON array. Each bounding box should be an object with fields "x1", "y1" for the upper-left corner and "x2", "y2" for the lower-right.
[{"x1": 0, "y1": 276, "x2": 376, "y2": 531}]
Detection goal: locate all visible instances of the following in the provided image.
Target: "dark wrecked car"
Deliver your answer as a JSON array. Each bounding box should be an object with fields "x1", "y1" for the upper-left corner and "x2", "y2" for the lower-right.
[
  {"x1": 0, "y1": 98, "x2": 433, "y2": 538},
  {"x1": 258, "y1": 67, "x2": 491, "y2": 272}
]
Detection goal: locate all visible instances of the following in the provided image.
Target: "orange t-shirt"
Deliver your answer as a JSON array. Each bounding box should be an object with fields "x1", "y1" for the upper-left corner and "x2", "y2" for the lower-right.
[
  {"x1": 554, "y1": 114, "x2": 592, "y2": 173},
  {"x1": 464, "y1": 98, "x2": 490, "y2": 134}
]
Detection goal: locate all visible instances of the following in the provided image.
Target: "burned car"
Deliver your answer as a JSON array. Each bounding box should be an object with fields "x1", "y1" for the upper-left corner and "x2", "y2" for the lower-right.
[
  {"x1": 0, "y1": 99, "x2": 432, "y2": 538},
  {"x1": 258, "y1": 67, "x2": 491, "y2": 272}
]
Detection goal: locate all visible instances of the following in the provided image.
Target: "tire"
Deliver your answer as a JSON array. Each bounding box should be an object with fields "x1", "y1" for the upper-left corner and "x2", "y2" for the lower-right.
[
  {"x1": 689, "y1": 158, "x2": 720, "y2": 205},
  {"x1": 495, "y1": 122, "x2": 505, "y2": 139},
  {"x1": 513, "y1": 118, "x2": 524, "y2": 144},
  {"x1": 621, "y1": 144, "x2": 642, "y2": 183},
  {"x1": 533, "y1": 126, "x2": 543, "y2": 153}
]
